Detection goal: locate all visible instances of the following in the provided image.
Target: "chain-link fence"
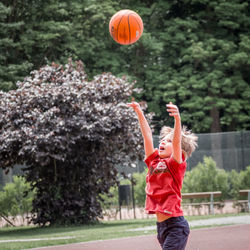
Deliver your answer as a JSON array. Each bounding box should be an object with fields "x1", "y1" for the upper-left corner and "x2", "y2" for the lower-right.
[
  {"x1": 1, "y1": 131, "x2": 250, "y2": 187},
  {"x1": 0, "y1": 164, "x2": 24, "y2": 188},
  {"x1": 118, "y1": 130, "x2": 250, "y2": 174},
  {"x1": 187, "y1": 130, "x2": 250, "y2": 172}
]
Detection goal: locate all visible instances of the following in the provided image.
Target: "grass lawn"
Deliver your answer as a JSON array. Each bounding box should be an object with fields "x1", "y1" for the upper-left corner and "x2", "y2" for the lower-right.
[{"x1": 0, "y1": 213, "x2": 249, "y2": 250}]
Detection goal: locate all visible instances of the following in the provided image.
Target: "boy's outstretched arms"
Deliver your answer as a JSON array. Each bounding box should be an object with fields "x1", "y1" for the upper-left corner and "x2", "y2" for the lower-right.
[
  {"x1": 166, "y1": 102, "x2": 182, "y2": 163},
  {"x1": 127, "y1": 102, "x2": 154, "y2": 159}
]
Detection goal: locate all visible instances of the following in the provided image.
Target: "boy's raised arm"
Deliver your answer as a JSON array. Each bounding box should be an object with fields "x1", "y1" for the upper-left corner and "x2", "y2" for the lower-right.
[
  {"x1": 166, "y1": 102, "x2": 182, "y2": 163},
  {"x1": 127, "y1": 102, "x2": 154, "y2": 159}
]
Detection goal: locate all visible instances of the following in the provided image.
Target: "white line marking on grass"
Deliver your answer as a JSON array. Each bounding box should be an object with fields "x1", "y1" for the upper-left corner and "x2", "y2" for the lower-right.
[{"x1": 0, "y1": 236, "x2": 76, "y2": 243}]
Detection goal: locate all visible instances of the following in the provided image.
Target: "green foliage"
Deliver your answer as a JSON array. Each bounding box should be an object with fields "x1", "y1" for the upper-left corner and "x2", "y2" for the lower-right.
[
  {"x1": 133, "y1": 170, "x2": 147, "y2": 207},
  {"x1": 239, "y1": 166, "x2": 250, "y2": 190},
  {"x1": 182, "y1": 156, "x2": 229, "y2": 200},
  {"x1": 183, "y1": 158, "x2": 250, "y2": 201},
  {"x1": 228, "y1": 166, "x2": 250, "y2": 200},
  {"x1": 1, "y1": 0, "x2": 249, "y2": 132},
  {"x1": 0, "y1": 176, "x2": 35, "y2": 220},
  {"x1": 228, "y1": 170, "x2": 242, "y2": 200},
  {"x1": 99, "y1": 185, "x2": 119, "y2": 210},
  {"x1": 135, "y1": 0, "x2": 250, "y2": 133}
]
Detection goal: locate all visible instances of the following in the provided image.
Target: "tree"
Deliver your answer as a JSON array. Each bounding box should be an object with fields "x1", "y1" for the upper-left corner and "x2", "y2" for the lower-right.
[
  {"x1": 1, "y1": 0, "x2": 249, "y2": 133},
  {"x1": 0, "y1": 0, "x2": 77, "y2": 91},
  {"x1": 137, "y1": 0, "x2": 250, "y2": 133},
  {"x1": 0, "y1": 1, "x2": 32, "y2": 91},
  {"x1": 0, "y1": 59, "x2": 151, "y2": 225}
]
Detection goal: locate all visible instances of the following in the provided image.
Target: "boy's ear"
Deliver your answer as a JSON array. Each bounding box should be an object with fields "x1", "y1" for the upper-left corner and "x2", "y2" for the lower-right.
[{"x1": 182, "y1": 150, "x2": 187, "y2": 161}]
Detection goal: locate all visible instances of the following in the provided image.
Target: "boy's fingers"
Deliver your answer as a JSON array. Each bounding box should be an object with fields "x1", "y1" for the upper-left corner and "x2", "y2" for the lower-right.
[
  {"x1": 127, "y1": 102, "x2": 139, "y2": 109},
  {"x1": 167, "y1": 109, "x2": 179, "y2": 113},
  {"x1": 166, "y1": 102, "x2": 179, "y2": 117},
  {"x1": 166, "y1": 105, "x2": 177, "y2": 109}
]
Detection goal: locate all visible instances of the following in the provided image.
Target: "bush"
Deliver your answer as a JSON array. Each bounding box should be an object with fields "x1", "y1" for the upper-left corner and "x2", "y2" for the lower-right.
[
  {"x1": 133, "y1": 170, "x2": 147, "y2": 207},
  {"x1": 0, "y1": 60, "x2": 151, "y2": 225},
  {"x1": 227, "y1": 166, "x2": 250, "y2": 200},
  {"x1": 228, "y1": 170, "x2": 241, "y2": 200},
  {"x1": 0, "y1": 176, "x2": 35, "y2": 225},
  {"x1": 239, "y1": 166, "x2": 250, "y2": 189},
  {"x1": 182, "y1": 156, "x2": 229, "y2": 201},
  {"x1": 183, "y1": 158, "x2": 250, "y2": 201}
]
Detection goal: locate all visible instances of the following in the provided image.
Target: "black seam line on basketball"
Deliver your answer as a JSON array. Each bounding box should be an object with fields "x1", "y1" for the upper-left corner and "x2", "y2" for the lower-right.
[
  {"x1": 116, "y1": 13, "x2": 126, "y2": 43},
  {"x1": 127, "y1": 14, "x2": 131, "y2": 44}
]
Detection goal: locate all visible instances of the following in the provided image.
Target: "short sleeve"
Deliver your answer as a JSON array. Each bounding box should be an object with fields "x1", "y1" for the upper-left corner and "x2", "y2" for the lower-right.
[
  {"x1": 168, "y1": 157, "x2": 184, "y2": 168},
  {"x1": 167, "y1": 153, "x2": 186, "y2": 170},
  {"x1": 144, "y1": 149, "x2": 159, "y2": 168}
]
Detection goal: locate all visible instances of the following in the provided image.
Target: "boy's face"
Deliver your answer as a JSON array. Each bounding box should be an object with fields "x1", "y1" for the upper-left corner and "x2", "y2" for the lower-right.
[{"x1": 159, "y1": 136, "x2": 173, "y2": 159}]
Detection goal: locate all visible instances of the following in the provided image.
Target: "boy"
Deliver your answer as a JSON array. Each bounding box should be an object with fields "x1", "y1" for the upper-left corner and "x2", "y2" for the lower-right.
[{"x1": 127, "y1": 101, "x2": 197, "y2": 250}]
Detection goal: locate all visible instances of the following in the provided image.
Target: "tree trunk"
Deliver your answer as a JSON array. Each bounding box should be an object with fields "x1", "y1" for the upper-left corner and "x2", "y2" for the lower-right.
[
  {"x1": 209, "y1": 105, "x2": 223, "y2": 168},
  {"x1": 210, "y1": 105, "x2": 221, "y2": 133}
]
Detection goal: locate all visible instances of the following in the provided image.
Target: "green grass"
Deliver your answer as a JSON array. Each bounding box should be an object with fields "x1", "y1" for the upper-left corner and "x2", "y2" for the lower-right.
[{"x1": 0, "y1": 213, "x2": 249, "y2": 250}]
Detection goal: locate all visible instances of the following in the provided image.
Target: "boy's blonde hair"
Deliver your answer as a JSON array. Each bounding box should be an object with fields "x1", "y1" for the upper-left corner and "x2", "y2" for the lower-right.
[{"x1": 160, "y1": 126, "x2": 198, "y2": 158}]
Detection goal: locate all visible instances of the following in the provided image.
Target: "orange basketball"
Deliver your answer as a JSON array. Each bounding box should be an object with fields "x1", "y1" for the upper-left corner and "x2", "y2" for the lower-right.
[{"x1": 109, "y1": 9, "x2": 143, "y2": 45}]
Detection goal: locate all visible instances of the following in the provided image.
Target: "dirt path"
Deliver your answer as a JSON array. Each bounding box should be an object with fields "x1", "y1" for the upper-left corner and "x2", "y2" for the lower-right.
[{"x1": 30, "y1": 224, "x2": 250, "y2": 250}]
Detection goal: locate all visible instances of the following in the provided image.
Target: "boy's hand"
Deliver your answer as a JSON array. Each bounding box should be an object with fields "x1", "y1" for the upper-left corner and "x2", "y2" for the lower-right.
[
  {"x1": 166, "y1": 102, "x2": 180, "y2": 119},
  {"x1": 127, "y1": 102, "x2": 141, "y2": 112}
]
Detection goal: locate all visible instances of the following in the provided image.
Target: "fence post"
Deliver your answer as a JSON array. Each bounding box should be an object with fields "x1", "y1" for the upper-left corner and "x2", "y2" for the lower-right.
[
  {"x1": 131, "y1": 178, "x2": 136, "y2": 219},
  {"x1": 248, "y1": 191, "x2": 250, "y2": 213},
  {"x1": 210, "y1": 193, "x2": 214, "y2": 215},
  {"x1": 118, "y1": 184, "x2": 122, "y2": 220}
]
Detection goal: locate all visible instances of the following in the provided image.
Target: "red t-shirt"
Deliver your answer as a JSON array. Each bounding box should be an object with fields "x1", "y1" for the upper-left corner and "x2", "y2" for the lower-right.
[{"x1": 144, "y1": 149, "x2": 187, "y2": 217}]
